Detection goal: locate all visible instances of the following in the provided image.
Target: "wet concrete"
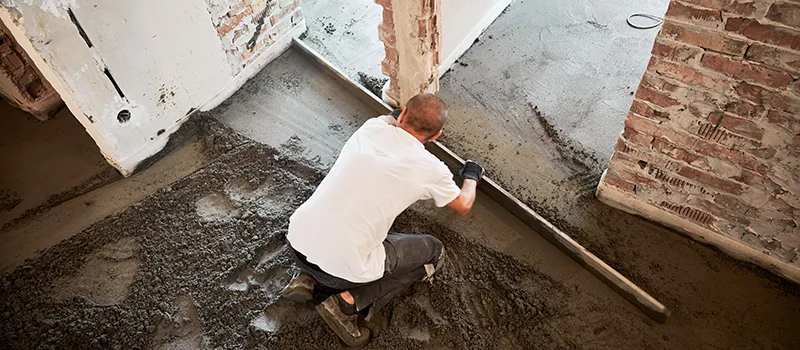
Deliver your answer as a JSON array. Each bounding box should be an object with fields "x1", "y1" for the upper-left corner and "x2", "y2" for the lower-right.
[
  {"x1": 2, "y1": 37, "x2": 799, "y2": 350},
  {"x1": 0, "y1": 100, "x2": 120, "y2": 230}
]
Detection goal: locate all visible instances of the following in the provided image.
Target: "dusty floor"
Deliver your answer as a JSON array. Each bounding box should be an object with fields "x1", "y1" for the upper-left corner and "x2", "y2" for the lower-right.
[
  {"x1": 301, "y1": 0, "x2": 384, "y2": 84},
  {"x1": 0, "y1": 100, "x2": 120, "y2": 230},
  {"x1": 2, "y1": 45, "x2": 798, "y2": 349}
]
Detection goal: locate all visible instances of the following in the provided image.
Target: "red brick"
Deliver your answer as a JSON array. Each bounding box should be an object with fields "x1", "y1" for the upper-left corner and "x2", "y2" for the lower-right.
[
  {"x1": 745, "y1": 44, "x2": 800, "y2": 76},
  {"x1": 614, "y1": 167, "x2": 657, "y2": 186},
  {"x1": 725, "y1": 18, "x2": 800, "y2": 51},
  {"x1": 602, "y1": 171, "x2": 637, "y2": 194},
  {"x1": 678, "y1": 0, "x2": 756, "y2": 16},
  {"x1": 666, "y1": 1, "x2": 722, "y2": 27},
  {"x1": 635, "y1": 85, "x2": 681, "y2": 107},
  {"x1": 625, "y1": 112, "x2": 660, "y2": 135},
  {"x1": 662, "y1": 20, "x2": 749, "y2": 55},
  {"x1": 659, "y1": 200, "x2": 716, "y2": 226},
  {"x1": 652, "y1": 137, "x2": 705, "y2": 165},
  {"x1": 735, "y1": 82, "x2": 800, "y2": 114},
  {"x1": 623, "y1": 123, "x2": 656, "y2": 148},
  {"x1": 1, "y1": 52, "x2": 23, "y2": 71},
  {"x1": 707, "y1": 111, "x2": 764, "y2": 140},
  {"x1": 678, "y1": 166, "x2": 744, "y2": 194},
  {"x1": 701, "y1": 53, "x2": 793, "y2": 89},
  {"x1": 652, "y1": 39, "x2": 705, "y2": 64},
  {"x1": 650, "y1": 57, "x2": 733, "y2": 91},
  {"x1": 766, "y1": 2, "x2": 800, "y2": 28},
  {"x1": 374, "y1": 0, "x2": 392, "y2": 9},
  {"x1": 699, "y1": 198, "x2": 752, "y2": 225},
  {"x1": 719, "y1": 99, "x2": 764, "y2": 120},
  {"x1": 381, "y1": 8, "x2": 394, "y2": 27},
  {"x1": 630, "y1": 99, "x2": 671, "y2": 121},
  {"x1": 654, "y1": 126, "x2": 699, "y2": 149},
  {"x1": 731, "y1": 168, "x2": 764, "y2": 185},
  {"x1": 766, "y1": 109, "x2": 800, "y2": 133},
  {"x1": 694, "y1": 139, "x2": 769, "y2": 174}
]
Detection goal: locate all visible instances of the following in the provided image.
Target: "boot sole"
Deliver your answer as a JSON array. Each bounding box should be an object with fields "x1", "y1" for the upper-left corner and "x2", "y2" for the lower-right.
[{"x1": 315, "y1": 303, "x2": 371, "y2": 347}]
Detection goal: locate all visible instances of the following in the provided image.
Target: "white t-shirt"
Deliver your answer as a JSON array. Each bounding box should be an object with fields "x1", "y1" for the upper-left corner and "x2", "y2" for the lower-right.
[{"x1": 287, "y1": 115, "x2": 460, "y2": 283}]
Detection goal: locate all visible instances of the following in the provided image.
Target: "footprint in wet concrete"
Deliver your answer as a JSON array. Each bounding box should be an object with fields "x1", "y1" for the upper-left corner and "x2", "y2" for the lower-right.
[
  {"x1": 151, "y1": 295, "x2": 206, "y2": 349},
  {"x1": 223, "y1": 241, "x2": 292, "y2": 295},
  {"x1": 251, "y1": 312, "x2": 280, "y2": 333},
  {"x1": 407, "y1": 326, "x2": 431, "y2": 342},
  {"x1": 195, "y1": 193, "x2": 239, "y2": 222},
  {"x1": 251, "y1": 300, "x2": 317, "y2": 335},
  {"x1": 54, "y1": 237, "x2": 140, "y2": 306}
]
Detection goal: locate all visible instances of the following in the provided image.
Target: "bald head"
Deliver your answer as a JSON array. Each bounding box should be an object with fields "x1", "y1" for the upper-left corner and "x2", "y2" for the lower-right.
[{"x1": 401, "y1": 94, "x2": 448, "y2": 140}]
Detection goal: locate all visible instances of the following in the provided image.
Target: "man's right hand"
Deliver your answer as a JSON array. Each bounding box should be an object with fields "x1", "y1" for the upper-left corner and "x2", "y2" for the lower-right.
[{"x1": 459, "y1": 160, "x2": 484, "y2": 183}]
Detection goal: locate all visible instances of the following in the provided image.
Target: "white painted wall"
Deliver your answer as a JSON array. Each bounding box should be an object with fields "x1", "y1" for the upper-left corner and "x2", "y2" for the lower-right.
[
  {"x1": 0, "y1": 0, "x2": 305, "y2": 175},
  {"x1": 439, "y1": 0, "x2": 512, "y2": 77}
]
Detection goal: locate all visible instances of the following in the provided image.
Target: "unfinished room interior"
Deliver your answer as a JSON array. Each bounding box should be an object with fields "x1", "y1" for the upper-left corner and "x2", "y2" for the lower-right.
[{"x1": 1, "y1": 0, "x2": 798, "y2": 348}]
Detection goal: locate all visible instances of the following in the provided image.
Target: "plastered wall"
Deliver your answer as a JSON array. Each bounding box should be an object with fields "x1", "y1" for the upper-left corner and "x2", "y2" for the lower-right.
[
  {"x1": 0, "y1": 0, "x2": 305, "y2": 175},
  {"x1": 439, "y1": 0, "x2": 512, "y2": 76}
]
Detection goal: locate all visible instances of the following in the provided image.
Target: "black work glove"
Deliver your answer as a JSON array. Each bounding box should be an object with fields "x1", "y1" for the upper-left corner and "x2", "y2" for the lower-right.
[
  {"x1": 390, "y1": 108, "x2": 402, "y2": 119},
  {"x1": 459, "y1": 160, "x2": 484, "y2": 183}
]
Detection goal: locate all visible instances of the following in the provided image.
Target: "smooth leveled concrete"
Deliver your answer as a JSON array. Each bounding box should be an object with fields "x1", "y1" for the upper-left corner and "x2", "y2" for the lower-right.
[
  {"x1": 0, "y1": 101, "x2": 119, "y2": 228},
  {"x1": 301, "y1": 0, "x2": 385, "y2": 82},
  {"x1": 440, "y1": 0, "x2": 669, "y2": 164}
]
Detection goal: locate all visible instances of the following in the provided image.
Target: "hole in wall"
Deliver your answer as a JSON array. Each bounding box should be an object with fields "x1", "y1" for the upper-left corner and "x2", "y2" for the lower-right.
[
  {"x1": 117, "y1": 110, "x2": 131, "y2": 124},
  {"x1": 157, "y1": 129, "x2": 165, "y2": 136}
]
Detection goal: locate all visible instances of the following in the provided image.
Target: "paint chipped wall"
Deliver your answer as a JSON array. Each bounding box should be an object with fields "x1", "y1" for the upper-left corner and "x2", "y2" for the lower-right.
[
  {"x1": 0, "y1": 0, "x2": 305, "y2": 175},
  {"x1": 597, "y1": 0, "x2": 800, "y2": 281},
  {"x1": 206, "y1": 0, "x2": 303, "y2": 74}
]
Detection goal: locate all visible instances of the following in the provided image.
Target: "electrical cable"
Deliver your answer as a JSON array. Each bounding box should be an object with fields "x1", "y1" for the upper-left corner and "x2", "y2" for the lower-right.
[{"x1": 626, "y1": 13, "x2": 664, "y2": 29}]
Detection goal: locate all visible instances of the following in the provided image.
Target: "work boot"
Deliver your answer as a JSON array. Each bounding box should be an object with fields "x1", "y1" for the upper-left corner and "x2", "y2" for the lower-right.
[
  {"x1": 422, "y1": 247, "x2": 446, "y2": 283},
  {"x1": 282, "y1": 272, "x2": 316, "y2": 302},
  {"x1": 316, "y1": 295, "x2": 371, "y2": 347}
]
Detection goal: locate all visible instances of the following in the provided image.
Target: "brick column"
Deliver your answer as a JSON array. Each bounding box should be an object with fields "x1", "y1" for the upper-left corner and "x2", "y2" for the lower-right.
[
  {"x1": 376, "y1": 0, "x2": 441, "y2": 106},
  {"x1": 598, "y1": 0, "x2": 800, "y2": 282}
]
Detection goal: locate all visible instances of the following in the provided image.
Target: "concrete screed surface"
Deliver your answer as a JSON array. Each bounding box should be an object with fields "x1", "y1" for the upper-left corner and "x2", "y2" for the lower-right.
[
  {"x1": 300, "y1": 0, "x2": 384, "y2": 83},
  {"x1": 0, "y1": 100, "x2": 120, "y2": 229},
  {"x1": 2, "y1": 46, "x2": 794, "y2": 349}
]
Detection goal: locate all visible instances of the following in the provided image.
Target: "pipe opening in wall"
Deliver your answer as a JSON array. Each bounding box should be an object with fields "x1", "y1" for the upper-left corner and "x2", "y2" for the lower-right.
[
  {"x1": 103, "y1": 68, "x2": 125, "y2": 98},
  {"x1": 67, "y1": 8, "x2": 93, "y2": 48},
  {"x1": 117, "y1": 110, "x2": 131, "y2": 123}
]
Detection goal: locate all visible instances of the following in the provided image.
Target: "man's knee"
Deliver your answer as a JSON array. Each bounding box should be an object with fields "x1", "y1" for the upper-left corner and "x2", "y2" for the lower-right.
[{"x1": 419, "y1": 235, "x2": 444, "y2": 263}]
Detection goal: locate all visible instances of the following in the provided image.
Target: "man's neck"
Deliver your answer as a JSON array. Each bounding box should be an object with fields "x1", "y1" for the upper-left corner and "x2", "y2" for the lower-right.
[{"x1": 398, "y1": 124, "x2": 427, "y2": 144}]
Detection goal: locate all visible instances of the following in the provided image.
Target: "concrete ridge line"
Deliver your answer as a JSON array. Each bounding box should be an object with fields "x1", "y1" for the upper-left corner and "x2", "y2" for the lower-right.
[{"x1": 291, "y1": 38, "x2": 671, "y2": 323}]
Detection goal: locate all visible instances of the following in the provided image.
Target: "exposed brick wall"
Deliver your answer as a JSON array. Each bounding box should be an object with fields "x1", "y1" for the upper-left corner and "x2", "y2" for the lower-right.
[
  {"x1": 599, "y1": 1, "x2": 800, "y2": 271},
  {"x1": 205, "y1": 0, "x2": 304, "y2": 74},
  {"x1": 376, "y1": 0, "x2": 441, "y2": 106},
  {"x1": 0, "y1": 21, "x2": 61, "y2": 120}
]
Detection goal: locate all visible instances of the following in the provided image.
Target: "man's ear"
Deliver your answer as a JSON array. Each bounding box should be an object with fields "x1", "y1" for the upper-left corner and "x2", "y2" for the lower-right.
[
  {"x1": 428, "y1": 130, "x2": 443, "y2": 142},
  {"x1": 397, "y1": 107, "x2": 408, "y2": 124}
]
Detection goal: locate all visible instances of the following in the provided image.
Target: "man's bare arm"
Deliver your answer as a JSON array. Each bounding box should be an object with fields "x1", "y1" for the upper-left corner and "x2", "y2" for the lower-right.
[{"x1": 447, "y1": 179, "x2": 477, "y2": 216}]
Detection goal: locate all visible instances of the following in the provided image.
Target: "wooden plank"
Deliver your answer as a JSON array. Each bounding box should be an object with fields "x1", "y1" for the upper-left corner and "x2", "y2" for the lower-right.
[{"x1": 290, "y1": 38, "x2": 671, "y2": 323}]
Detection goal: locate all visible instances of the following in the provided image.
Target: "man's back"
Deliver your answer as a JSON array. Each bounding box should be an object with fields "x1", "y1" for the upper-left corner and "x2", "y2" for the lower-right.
[{"x1": 287, "y1": 117, "x2": 459, "y2": 283}]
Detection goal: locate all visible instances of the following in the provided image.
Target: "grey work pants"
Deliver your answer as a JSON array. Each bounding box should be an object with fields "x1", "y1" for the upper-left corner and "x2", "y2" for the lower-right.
[{"x1": 292, "y1": 233, "x2": 444, "y2": 320}]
